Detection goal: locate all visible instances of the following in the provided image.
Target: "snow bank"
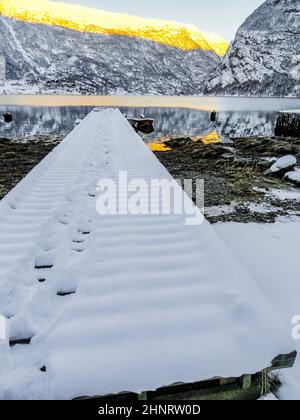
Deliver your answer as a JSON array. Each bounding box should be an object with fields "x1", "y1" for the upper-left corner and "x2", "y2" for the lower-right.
[
  {"x1": 0, "y1": 109, "x2": 294, "y2": 399},
  {"x1": 215, "y1": 220, "x2": 300, "y2": 400}
]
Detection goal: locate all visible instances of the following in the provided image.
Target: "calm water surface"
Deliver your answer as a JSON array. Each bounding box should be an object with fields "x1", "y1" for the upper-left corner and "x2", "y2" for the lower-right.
[{"x1": 0, "y1": 95, "x2": 300, "y2": 140}]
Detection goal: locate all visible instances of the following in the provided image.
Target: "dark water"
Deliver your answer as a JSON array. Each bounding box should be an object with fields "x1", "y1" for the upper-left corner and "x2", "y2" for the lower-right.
[{"x1": 0, "y1": 96, "x2": 300, "y2": 140}]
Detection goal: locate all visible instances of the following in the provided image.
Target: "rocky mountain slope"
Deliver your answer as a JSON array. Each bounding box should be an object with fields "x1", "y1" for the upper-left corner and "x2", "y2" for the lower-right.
[
  {"x1": 0, "y1": 0, "x2": 228, "y2": 56},
  {"x1": 204, "y1": 0, "x2": 300, "y2": 97},
  {"x1": 0, "y1": 11, "x2": 224, "y2": 95}
]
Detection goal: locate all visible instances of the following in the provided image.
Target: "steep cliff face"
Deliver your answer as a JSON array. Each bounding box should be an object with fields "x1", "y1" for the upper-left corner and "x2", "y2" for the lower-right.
[
  {"x1": 204, "y1": 0, "x2": 300, "y2": 97},
  {"x1": 0, "y1": 2, "x2": 226, "y2": 96}
]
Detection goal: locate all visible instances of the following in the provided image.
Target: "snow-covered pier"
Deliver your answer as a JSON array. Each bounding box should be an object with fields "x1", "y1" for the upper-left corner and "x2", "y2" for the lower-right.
[
  {"x1": 275, "y1": 110, "x2": 300, "y2": 137},
  {"x1": 0, "y1": 109, "x2": 295, "y2": 399}
]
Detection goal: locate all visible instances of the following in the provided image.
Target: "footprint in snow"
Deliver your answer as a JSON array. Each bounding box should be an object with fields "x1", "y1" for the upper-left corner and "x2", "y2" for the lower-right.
[
  {"x1": 71, "y1": 246, "x2": 86, "y2": 253},
  {"x1": 78, "y1": 219, "x2": 92, "y2": 235},
  {"x1": 8, "y1": 199, "x2": 18, "y2": 210},
  {"x1": 35, "y1": 254, "x2": 54, "y2": 270},
  {"x1": 72, "y1": 234, "x2": 85, "y2": 244},
  {"x1": 57, "y1": 289, "x2": 76, "y2": 297},
  {"x1": 9, "y1": 336, "x2": 34, "y2": 347}
]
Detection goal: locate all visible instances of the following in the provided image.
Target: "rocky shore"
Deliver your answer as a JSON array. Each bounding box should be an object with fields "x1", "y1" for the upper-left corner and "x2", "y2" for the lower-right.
[
  {"x1": 153, "y1": 135, "x2": 300, "y2": 223},
  {"x1": 1, "y1": 133, "x2": 300, "y2": 224},
  {"x1": 0, "y1": 135, "x2": 63, "y2": 199}
]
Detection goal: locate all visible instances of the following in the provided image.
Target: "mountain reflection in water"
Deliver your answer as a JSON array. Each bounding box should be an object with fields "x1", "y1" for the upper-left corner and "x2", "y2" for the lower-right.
[{"x1": 0, "y1": 104, "x2": 292, "y2": 141}]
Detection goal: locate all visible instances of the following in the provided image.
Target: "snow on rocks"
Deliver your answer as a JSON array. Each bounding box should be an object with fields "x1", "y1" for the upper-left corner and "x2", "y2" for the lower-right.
[
  {"x1": 253, "y1": 187, "x2": 300, "y2": 202},
  {"x1": 265, "y1": 155, "x2": 297, "y2": 176},
  {"x1": 205, "y1": 204, "x2": 236, "y2": 218},
  {"x1": 0, "y1": 109, "x2": 294, "y2": 399},
  {"x1": 285, "y1": 169, "x2": 300, "y2": 186}
]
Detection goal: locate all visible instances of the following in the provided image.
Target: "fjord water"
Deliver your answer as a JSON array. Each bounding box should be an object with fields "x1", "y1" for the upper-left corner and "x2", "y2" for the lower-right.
[{"x1": 0, "y1": 96, "x2": 300, "y2": 139}]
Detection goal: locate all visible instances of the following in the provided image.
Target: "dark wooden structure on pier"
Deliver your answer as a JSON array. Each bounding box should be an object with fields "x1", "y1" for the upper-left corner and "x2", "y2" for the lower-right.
[
  {"x1": 275, "y1": 111, "x2": 300, "y2": 137},
  {"x1": 75, "y1": 351, "x2": 296, "y2": 401}
]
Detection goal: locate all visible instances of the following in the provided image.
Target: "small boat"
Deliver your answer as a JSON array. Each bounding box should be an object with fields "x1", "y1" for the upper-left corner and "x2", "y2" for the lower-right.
[{"x1": 127, "y1": 117, "x2": 155, "y2": 135}]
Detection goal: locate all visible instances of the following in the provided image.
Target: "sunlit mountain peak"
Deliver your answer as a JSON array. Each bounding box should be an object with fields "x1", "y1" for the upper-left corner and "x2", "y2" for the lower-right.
[{"x1": 0, "y1": 0, "x2": 229, "y2": 56}]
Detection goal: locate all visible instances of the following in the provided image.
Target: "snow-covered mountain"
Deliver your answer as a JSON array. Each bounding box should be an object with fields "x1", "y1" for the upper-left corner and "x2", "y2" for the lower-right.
[
  {"x1": 0, "y1": 0, "x2": 227, "y2": 96},
  {"x1": 204, "y1": 0, "x2": 300, "y2": 97}
]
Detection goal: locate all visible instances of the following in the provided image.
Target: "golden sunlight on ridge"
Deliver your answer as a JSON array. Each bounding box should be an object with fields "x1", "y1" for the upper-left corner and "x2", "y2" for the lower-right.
[{"x1": 0, "y1": 0, "x2": 229, "y2": 56}]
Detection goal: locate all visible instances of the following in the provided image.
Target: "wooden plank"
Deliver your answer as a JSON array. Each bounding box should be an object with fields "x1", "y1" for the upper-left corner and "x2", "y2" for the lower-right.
[
  {"x1": 74, "y1": 350, "x2": 297, "y2": 401},
  {"x1": 270, "y1": 350, "x2": 297, "y2": 370},
  {"x1": 242, "y1": 375, "x2": 252, "y2": 390}
]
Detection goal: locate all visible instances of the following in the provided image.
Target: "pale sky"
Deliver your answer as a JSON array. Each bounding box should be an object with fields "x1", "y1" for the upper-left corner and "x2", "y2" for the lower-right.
[{"x1": 59, "y1": 0, "x2": 265, "y2": 41}]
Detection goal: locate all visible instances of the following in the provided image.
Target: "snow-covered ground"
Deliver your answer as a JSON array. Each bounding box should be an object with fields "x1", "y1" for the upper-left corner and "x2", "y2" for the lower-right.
[
  {"x1": 0, "y1": 80, "x2": 84, "y2": 95},
  {"x1": 0, "y1": 108, "x2": 294, "y2": 399},
  {"x1": 215, "y1": 220, "x2": 300, "y2": 399}
]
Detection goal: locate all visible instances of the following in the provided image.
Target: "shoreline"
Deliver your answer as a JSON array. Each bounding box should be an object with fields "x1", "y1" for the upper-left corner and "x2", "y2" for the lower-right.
[
  {"x1": 153, "y1": 134, "x2": 300, "y2": 223},
  {"x1": 1, "y1": 133, "x2": 300, "y2": 224},
  {"x1": 0, "y1": 135, "x2": 62, "y2": 199}
]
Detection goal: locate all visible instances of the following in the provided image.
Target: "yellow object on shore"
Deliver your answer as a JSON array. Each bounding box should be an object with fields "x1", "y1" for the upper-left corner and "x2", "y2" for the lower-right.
[
  {"x1": 201, "y1": 130, "x2": 221, "y2": 144},
  {"x1": 0, "y1": 0, "x2": 229, "y2": 56},
  {"x1": 148, "y1": 143, "x2": 172, "y2": 152}
]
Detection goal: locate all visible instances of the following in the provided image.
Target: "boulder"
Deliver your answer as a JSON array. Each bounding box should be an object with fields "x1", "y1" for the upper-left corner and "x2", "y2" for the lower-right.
[
  {"x1": 165, "y1": 137, "x2": 192, "y2": 149},
  {"x1": 196, "y1": 144, "x2": 226, "y2": 159},
  {"x1": 284, "y1": 168, "x2": 300, "y2": 186},
  {"x1": 264, "y1": 155, "x2": 297, "y2": 177}
]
